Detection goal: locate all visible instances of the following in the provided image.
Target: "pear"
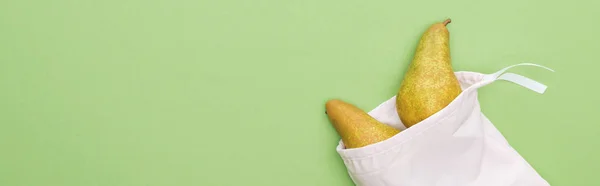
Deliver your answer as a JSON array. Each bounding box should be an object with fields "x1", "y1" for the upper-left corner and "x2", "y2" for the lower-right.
[
  {"x1": 396, "y1": 18, "x2": 462, "y2": 128},
  {"x1": 325, "y1": 99, "x2": 400, "y2": 149}
]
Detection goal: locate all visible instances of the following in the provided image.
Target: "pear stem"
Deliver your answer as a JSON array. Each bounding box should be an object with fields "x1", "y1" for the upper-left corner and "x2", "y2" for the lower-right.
[{"x1": 443, "y1": 19, "x2": 451, "y2": 26}]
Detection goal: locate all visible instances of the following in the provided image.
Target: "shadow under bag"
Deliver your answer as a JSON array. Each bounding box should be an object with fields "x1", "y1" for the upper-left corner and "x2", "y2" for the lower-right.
[{"x1": 336, "y1": 63, "x2": 553, "y2": 186}]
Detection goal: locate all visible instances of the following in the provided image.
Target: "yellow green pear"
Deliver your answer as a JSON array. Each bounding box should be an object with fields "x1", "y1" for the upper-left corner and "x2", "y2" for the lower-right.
[
  {"x1": 396, "y1": 18, "x2": 462, "y2": 128},
  {"x1": 325, "y1": 99, "x2": 400, "y2": 149}
]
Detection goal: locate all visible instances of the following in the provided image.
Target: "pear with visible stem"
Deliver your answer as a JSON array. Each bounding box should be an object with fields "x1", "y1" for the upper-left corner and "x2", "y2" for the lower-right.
[
  {"x1": 396, "y1": 18, "x2": 462, "y2": 128},
  {"x1": 325, "y1": 99, "x2": 400, "y2": 149}
]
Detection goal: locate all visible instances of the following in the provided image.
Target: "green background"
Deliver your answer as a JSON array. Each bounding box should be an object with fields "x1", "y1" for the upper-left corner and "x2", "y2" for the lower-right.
[{"x1": 1, "y1": 0, "x2": 598, "y2": 185}]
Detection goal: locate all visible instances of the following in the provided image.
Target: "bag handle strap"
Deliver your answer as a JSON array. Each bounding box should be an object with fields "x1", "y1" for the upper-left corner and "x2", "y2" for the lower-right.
[{"x1": 481, "y1": 63, "x2": 555, "y2": 94}]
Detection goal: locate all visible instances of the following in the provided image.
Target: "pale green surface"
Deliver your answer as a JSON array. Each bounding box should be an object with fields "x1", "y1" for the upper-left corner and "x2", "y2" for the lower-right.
[{"x1": 1, "y1": 0, "x2": 599, "y2": 185}]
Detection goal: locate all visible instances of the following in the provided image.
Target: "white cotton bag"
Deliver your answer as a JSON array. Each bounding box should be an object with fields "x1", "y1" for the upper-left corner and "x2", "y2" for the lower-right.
[{"x1": 336, "y1": 63, "x2": 554, "y2": 186}]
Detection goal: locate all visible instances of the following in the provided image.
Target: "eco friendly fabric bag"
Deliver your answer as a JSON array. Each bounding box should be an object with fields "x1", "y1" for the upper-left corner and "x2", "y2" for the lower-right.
[{"x1": 336, "y1": 63, "x2": 553, "y2": 186}]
